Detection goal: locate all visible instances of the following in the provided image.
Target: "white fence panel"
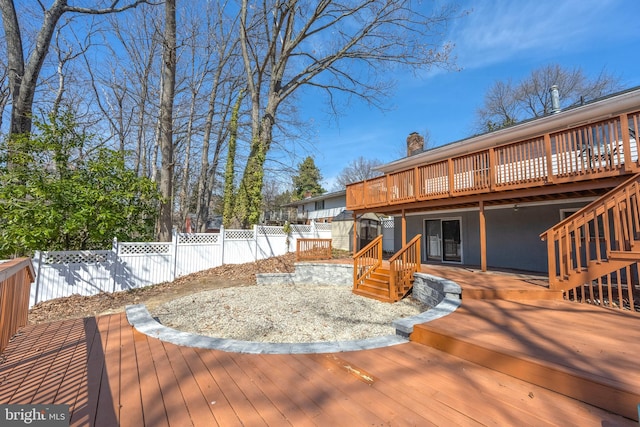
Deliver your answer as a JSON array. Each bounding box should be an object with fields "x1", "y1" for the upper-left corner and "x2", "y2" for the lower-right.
[
  {"x1": 30, "y1": 223, "x2": 337, "y2": 307},
  {"x1": 115, "y1": 242, "x2": 173, "y2": 289},
  {"x1": 256, "y1": 226, "x2": 288, "y2": 259},
  {"x1": 382, "y1": 218, "x2": 395, "y2": 253},
  {"x1": 31, "y1": 250, "x2": 115, "y2": 306},
  {"x1": 175, "y1": 233, "x2": 223, "y2": 277},
  {"x1": 223, "y1": 229, "x2": 256, "y2": 264}
]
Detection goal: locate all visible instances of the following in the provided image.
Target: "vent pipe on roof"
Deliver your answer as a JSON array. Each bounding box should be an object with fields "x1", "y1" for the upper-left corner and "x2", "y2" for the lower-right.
[{"x1": 550, "y1": 85, "x2": 561, "y2": 114}]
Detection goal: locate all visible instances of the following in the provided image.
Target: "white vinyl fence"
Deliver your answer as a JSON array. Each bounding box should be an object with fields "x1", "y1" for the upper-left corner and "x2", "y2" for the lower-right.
[
  {"x1": 382, "y1": 217, "x2": 395, "y2": 253},
  {"x1": 30, "y1": 224, "x2": 330, "y2": 307}
]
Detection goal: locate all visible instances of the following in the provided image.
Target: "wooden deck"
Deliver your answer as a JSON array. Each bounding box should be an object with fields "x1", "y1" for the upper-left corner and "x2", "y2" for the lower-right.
[
  {"x1": 419, "y1": 263, "x2": 563, "y2": 300},
  {"x1": 1, "y1": 265, "x2": 639, "y2": 425}
]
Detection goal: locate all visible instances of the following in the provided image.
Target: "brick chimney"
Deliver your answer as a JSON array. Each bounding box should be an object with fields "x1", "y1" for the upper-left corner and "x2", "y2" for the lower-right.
[{"x1": 406, "y1": 132, "x2": 424, "y2": 156}]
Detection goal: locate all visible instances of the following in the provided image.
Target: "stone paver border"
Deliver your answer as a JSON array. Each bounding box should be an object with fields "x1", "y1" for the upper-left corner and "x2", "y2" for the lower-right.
[{"x1": 125, "y1": 270, "x2": 462, "y2": 354}]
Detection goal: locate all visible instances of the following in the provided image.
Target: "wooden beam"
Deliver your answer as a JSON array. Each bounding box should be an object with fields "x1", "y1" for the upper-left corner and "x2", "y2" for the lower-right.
[
  {"x1": 352, "y1": 211, "x2": 358, "y2": 253},
  {"x1": 401, "y1": 209, "x2": 407, "y2": 246},
  {"x1": 479, "y1": 201, "x2": 487, "y2": 272}
]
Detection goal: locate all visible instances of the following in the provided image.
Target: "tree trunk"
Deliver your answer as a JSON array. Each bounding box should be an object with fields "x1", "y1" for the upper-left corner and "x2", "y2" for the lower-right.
[
  {"x1": 222, "y1": 90, "x2": 244, "y2": 228},
  {"x1": 157, "y1": 0, "x2": 176, "y2": 241},
  {"x1": 1, "y1": 0, "x2": 65, "y2": 135},
  {"x1": 234, "y1": 110, "x2": 274, "y2": 228}
]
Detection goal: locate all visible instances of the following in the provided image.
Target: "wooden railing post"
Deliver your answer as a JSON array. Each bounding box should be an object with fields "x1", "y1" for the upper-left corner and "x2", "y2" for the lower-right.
[
  {"x1": 362, "y1": 179, "x2": 368, "y2": 208},
  {"x1": 488, "y1": 148, "x2": 496, "y2": 191},
  {"x1": 544, "y1": 133, "x2": 554, "y2": 183},
  {"x1": 413, "y1": 166, "x2": 419, "y2": 200},
  {"x1": 620, "y1": 113, "x2": 636, "y2": 173},
  {"x1": 447, "y1": 158, "x2": 455, "y2": 197}
]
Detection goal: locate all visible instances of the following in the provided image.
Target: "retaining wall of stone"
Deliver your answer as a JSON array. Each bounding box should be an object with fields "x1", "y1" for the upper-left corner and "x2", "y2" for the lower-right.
[
  {"x1": 392, "y1": 272, "x2": 462, "y2": 337},
  {"x1": 256, "y1": 262, "x2": 352, "y2": 287},
  {"x1": 412, "y1": 273, "x2": 462, "y2": 306}
]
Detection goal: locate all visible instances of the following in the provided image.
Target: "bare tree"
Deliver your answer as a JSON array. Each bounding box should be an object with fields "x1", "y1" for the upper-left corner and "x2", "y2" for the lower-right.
[
  {"x1": 157, "y1": 0, "x2": 176, "y2": 241},
  {"x1": 333, "y1": 156, "x2": 383, "y2": 190},
  {"x1": 233, "y1": 0, "x2": 458, "y2": 227},
  {"x1": 475, "y1": 64, "x2": 623, "y2": 132},
  {"x1": 0, "y1": 0, "x2": 155, "y2": 136}
]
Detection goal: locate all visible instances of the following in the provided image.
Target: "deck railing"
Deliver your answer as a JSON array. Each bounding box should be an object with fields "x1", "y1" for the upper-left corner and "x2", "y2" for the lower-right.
[
  {"x1": 296, "y1": 238, "x2": 332, "y2": 261},
  {"x1": 388, "y1": 235, "x2": 421, "y2": 301},
  {"x1": 347, "y1": 111, "x2": 640, "y2": 210},
  {"x1": 353, "y1": 235, "x2": 383, "y2": 291},
  {"x1": 541, "y1": 174, "x2": 640, "y2": 312},
  {"x1": 0, "y1": 258, "x2": 35, "y2": 353}
]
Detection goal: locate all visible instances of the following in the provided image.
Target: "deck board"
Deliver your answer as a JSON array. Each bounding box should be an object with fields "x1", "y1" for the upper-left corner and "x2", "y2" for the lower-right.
[
  {"x1": 178, "y1": 346, "x2": 241, "y2": 427},
  {"x1": 160, "y1": 337, "x2": 219, "y2": 427},
  {"x1": 145, "y1": 331, "x2": 193, "y2": 427},
  {"x1": 195, "y1": 347, "x2": 269, "y2": 426},
  {"x1": 1, "y1": 314, "x2": 636, "y2": 426},
  {"x1": 119, "y1": 319, "x2": 145, "y2": 427},
  {"x1": 3, "y1": 274, "x2": 640, "y2": 427}
]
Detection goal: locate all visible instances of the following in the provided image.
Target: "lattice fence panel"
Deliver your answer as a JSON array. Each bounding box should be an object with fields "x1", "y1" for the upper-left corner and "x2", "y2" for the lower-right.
[
  {"x1": 315, "y1": 223, "x2": 332, "y2": 232},
  {"x1": 258, "y1": 226, "x2": 286, "y2": 236},
  {"x1": 225, "y1": 229, "x2": 255, "y2": 239},
  {"x1": 118, "y1": 243, "x2": 171, "y2": 255},
  {"x1": 291, "y1": 225, "x2": 312, "y2": 234},
  {"x1": 43, "y1": 251, "x2": 112, "y2": 265},
  {"x1": 178, "y1": 233, "x2": 219, "y2": 244},
  {"x1": 382, "y1": 218, "x2": 395, "y2": 229}
]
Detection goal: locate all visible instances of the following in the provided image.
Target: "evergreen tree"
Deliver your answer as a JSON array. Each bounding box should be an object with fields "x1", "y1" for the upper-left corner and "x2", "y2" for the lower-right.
[{"x1": 292, "y1": 156, "x2": 325, "y2": 200}]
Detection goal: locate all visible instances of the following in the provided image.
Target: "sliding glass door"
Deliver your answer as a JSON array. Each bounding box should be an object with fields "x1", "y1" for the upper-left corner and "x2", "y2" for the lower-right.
[{"x1": 425, "y1": 219, "x2": 462, "y2": 263}]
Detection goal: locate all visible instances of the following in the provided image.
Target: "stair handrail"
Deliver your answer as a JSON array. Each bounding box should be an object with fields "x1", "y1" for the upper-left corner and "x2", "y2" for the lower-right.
[
  {"x1": 353, "y1": 235, "x2": 383, "y2": 291},
  {"x1": 388, "y1": 234, "x2": 422, "y2": 301},
  {"x1": 540, "y1": 173, "x2": 640, "y2": 312}
]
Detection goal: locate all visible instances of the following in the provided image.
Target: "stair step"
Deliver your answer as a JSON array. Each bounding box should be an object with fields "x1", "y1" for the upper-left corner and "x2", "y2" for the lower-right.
[
  {"x1": 369, "y1": 272, "x2": 389, "y2": 282},
  {"x1": 359, "y1": 280, "x2": 389, "y2": 294},
  {"x1": 352, "y1": 288, "x2": 395, "y2": 303}
]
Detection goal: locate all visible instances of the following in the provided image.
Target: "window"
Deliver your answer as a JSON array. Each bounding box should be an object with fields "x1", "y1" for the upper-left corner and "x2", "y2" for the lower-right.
[{"x1": 315, "y1": 200, "x2": 324, "y2": 210}]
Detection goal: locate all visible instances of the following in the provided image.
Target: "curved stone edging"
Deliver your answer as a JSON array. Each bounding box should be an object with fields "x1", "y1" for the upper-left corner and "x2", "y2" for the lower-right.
[
  {"x1": 393, "y1": 272, "x2": 463, "y2": 337},
  {"x1": 125, "y1": 304, "x2": 408, "y2": 354},
  {"x1": 125, "y1": 269, "x2": 463, "y2": 354}
]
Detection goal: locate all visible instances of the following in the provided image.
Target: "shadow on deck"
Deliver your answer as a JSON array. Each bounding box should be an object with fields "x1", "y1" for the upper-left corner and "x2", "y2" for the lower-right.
[{"x1": 0, "y1": 262, "x2": 638, "y2": 425}]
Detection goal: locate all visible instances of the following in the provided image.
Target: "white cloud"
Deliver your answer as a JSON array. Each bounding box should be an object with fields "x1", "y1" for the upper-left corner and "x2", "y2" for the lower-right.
[{"x1": 450, "y1": 0, "x2": 632, "y2": 69}]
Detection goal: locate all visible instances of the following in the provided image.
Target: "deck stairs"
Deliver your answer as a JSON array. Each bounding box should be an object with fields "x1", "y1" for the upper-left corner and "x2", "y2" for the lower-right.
[
  {"x1": 541, "y1": 173, "x2": 640, "y2": 311},
  {"x1": 352, "y1": 266, "x2": 393, "y2": 301},
  {"x1": 352, "y1": 235, "x2": 421, "y2": 303},
  {"x1": 409, "y1": 176, "x2": 640, "y2": 422}
]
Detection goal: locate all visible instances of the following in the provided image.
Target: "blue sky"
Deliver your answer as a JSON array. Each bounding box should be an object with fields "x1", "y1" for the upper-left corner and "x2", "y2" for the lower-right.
[{"x1": 301, "y1": 0, "x2": 640, "y2": 189}]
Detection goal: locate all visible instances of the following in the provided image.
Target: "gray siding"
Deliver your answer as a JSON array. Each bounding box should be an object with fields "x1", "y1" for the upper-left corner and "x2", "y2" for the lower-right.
[{"x1": 393, "y1": 201, "x2": 589, "y2": 273}]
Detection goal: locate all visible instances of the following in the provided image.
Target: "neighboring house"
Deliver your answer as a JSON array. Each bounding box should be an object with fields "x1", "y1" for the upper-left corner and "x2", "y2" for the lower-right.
[
  {"x1": 284, "y1": 190, "x2": 347, "y2": 224},
  {"x1": 347, "y1": 86, "x2": 640, "y2": 276},
  {"x1": 281, "y1": 190, "x2": 392, "y2": 252},
  {"x1": 184, "y1": 214, "x2": 222, "y2": 233}
]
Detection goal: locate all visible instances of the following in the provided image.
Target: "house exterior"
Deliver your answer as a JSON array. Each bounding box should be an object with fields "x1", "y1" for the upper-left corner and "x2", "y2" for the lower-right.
[
  {"x1": 346, "y1": 87, "x2": 640, "y2": 275},
  {"x1": 284, "y1": 190, "x2": 347, "y2": 224}
]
